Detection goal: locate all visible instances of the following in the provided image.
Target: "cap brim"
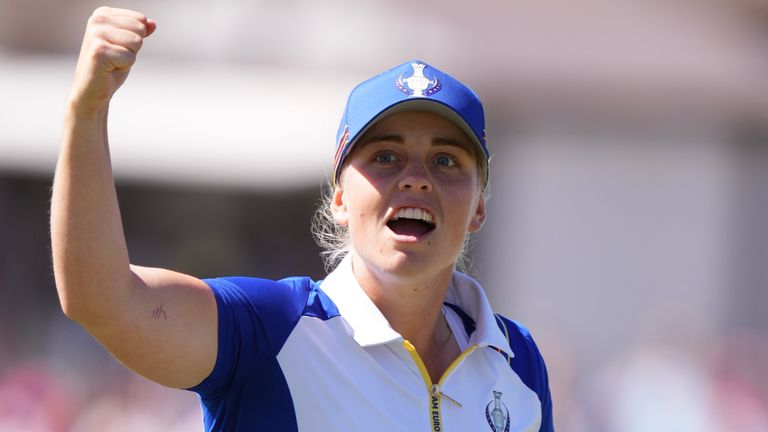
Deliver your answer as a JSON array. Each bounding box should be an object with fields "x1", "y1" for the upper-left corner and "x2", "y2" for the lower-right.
[{"x1": 350, "y1": 98, "x2": 486, "y2": 161}]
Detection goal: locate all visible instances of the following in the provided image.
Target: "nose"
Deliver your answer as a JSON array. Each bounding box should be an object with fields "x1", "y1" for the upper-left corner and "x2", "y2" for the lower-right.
[{"x1": 398, "y1": 163, "x2": 433, "y2": 192}]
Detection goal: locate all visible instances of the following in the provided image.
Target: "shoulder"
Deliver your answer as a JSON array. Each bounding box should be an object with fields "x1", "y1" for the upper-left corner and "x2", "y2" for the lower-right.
[
  {"x1": 205, "y1": 275, "x2": 316, "y2": 313},
  {"x1": 493, "y1": 314, "x2": 547, "y2": 376},
  {"x1": 494, "y1": 314, "x2": 538, "y2": 354},
  {"x1": 203, "y1": 276, "x2": 326, "y2": 353},
  {"x1": 494, "y1": 313, "x2": 553, "y2": 431}
]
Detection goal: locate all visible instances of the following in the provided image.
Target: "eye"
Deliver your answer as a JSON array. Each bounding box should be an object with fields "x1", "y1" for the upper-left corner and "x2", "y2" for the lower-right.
[
  {"x1": 372, "y1": 151, "x2": 399, "y2": 164},
  {"x1": 433, "y1": 154, "x2": 458, "y2": 167}
]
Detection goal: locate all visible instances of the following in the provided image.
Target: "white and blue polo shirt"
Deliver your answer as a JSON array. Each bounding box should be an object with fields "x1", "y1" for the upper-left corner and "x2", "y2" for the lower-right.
[{"x1": 190, "y1": 257, "x2": 553, "y2": 431}]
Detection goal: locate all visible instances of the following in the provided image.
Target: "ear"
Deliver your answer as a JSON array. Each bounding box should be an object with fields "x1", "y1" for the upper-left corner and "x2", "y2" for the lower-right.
[
  {"x1": 330, "y1": 185, "x2": 349, "y2": 226},
  {"x1": 468, "y1": 195, "x2": 486, "y2": 233}
]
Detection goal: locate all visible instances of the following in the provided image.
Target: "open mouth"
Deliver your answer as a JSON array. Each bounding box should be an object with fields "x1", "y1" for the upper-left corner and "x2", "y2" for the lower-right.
[{"x1": 386, "y1": 208, "x2": 436, "y2": 237}]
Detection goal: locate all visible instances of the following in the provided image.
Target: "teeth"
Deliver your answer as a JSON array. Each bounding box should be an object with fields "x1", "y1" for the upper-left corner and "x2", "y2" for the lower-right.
[{"x1": 393, "y1": 207, "x2": 433, "y2": 223}]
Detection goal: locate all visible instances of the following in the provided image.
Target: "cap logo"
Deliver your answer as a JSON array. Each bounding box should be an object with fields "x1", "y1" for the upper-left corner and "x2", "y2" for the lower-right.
[{"x1": 396, "y1": 63, "x2": 441, "y2": 97}]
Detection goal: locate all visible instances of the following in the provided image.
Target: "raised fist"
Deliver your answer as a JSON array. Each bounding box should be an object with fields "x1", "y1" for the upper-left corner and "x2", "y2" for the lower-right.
[{"x1": 69, "y1": 7, "x2": 156, "y2": 114}]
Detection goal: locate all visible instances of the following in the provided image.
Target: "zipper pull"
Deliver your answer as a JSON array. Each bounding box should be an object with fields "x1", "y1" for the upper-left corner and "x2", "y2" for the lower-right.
[
  {"x1": 441, "y1": 392, "x2": 463, "y2": 408},
  {"x1": 432, "y1": 384, "x2": 463, "y2": 408}
]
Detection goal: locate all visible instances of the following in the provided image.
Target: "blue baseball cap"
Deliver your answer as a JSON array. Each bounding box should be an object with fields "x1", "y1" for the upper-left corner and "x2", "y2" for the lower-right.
[{"x1": 332, "y1": 60, "x2": 489, "y2": 186}]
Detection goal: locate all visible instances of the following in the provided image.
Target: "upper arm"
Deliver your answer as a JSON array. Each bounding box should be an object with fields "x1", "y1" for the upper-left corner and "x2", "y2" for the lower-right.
[{"x1": 85, "y1": 265, "x2": 218, "y2": 389}]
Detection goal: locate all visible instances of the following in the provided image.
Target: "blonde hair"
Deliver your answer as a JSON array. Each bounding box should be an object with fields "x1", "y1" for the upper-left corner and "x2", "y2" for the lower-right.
[{"x1": 311, "y1": 185, "x2": 351, "y2": 273}]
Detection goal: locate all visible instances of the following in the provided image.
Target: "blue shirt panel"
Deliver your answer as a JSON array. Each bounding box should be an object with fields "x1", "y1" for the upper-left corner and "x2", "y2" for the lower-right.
[
  {"x1": 188, "y1": 276, "x2": 338, "y2": 432},
  {"x1": 495, "y1": 314, "x2": 554, "y2": 432}
]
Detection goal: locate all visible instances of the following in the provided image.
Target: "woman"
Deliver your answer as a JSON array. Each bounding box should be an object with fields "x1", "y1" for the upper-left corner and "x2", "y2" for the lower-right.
[{"x1": 51, "y1": 7, "x2": 553, "y2": 431}]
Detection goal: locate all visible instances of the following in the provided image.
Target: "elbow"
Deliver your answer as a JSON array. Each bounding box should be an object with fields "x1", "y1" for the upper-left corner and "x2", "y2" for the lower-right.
[
  {"x1": 52, "y1": 262, "x2": 129, "y2": 326},
  {"x1": 57, "y1": 288, "x2": 90, "y2": 324},
  {"x1": 55, "y1": 281, "x2": 109, "y2": 327},
  {"x1": 52, "y1": 261, "x2": 137, "y2": 327},
  {"x1": 55, "y1": 274, "x2": 135, "y2": 329}
]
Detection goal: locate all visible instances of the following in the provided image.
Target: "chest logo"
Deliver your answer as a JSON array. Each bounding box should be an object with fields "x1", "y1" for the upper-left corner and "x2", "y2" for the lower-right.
[
  {"x1": 395, "y1": 63, "x2": 442, "y2": 97},
  {"x1": 485, "y1": 390, "x2": 510, "y2": 432}
]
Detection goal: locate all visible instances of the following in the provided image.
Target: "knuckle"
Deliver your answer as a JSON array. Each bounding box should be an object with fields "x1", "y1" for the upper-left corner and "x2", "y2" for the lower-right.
[
  {"x1": 135, "y1": 21, "x2": 147, "y2": 35},
  {"x1": 89, "y1": 6, "x2": 109, "y2": 23},
  {"x1": 88, "y1": 12, "x2": 107, "y2": 26}
]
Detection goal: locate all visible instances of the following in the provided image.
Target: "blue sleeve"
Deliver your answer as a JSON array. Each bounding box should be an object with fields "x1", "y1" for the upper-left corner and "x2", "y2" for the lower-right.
[
  {"x1": 188, "y1": 276, "x2": 312, "y2": 399},
  {"x1": 497, "y1": 315, "x2": 554, "y2": 432}
]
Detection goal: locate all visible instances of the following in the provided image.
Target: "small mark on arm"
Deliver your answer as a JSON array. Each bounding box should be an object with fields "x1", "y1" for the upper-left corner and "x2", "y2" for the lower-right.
[{"x1": 152, "y1": 304, "x2": 167, "y2": 321}]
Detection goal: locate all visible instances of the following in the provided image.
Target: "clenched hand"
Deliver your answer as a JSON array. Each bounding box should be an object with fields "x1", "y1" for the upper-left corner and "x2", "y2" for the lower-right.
[{"x1": 69, "y1": 7, "x2": 156, "y2": 115}]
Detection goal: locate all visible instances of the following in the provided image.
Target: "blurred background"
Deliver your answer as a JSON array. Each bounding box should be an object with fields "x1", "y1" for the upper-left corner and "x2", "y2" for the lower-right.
[{"x1": 1, "y1": 0, "x2": 768, "y2": 430}]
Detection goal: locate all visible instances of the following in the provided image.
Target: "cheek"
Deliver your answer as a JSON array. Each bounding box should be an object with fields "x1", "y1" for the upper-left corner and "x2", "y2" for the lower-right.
[
  {"x1": 341, "y1": 188, "x2": 379, "y2": 234},
  {"x1": 449, "y1": 188, "x2": 483, "y2": 230},
  {"x1": 349, "y1": 198, "x2": 378, "y2": 231},
  {"x1": 345, "y1": 174, "x2": 386, "y2": 218}
]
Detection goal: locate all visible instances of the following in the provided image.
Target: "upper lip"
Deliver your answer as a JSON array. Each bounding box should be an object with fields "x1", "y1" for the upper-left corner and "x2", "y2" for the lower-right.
[{"x1": 386, "y1": 204, "x2": 437, "y2": 226}]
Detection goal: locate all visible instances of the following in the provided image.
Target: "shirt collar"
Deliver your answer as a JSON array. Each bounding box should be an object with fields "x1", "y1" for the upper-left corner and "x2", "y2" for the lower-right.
[
  {"x1": 445, "y1": 272, "x2": 515, "y2": 358},
  {"x1": 320, "y1": 256, "x2": 402, "y2": 347},
  {"x1": 320, "y1": 255, "x2": 514, "y2": 357}
]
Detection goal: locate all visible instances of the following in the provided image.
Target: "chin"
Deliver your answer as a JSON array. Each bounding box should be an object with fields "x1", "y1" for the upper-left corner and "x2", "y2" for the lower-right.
[{"x1": 375, "y1": 249, "x2": 457, "y2": 279}]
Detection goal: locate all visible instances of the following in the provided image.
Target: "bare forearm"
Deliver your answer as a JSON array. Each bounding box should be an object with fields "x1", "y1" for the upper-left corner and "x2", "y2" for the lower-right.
[{"x1": 51, "y1": 103, "x2": 133, "y2": 324}]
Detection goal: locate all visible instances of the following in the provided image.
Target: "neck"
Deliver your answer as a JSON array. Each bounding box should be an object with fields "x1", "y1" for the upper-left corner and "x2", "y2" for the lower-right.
[{"x1": 349, "y1": 253, "x2": 458, "y2": 380}]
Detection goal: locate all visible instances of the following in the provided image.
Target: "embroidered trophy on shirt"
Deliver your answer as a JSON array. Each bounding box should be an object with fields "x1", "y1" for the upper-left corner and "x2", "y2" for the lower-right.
[{"x1": 486, "y1": 390, "x2": 510, "y2": 432}]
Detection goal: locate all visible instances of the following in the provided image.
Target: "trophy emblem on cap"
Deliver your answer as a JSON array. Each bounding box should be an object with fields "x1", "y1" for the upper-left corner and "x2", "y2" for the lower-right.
[{"x1": 396, "y1": 63, "x2": 442, "y2": 97}]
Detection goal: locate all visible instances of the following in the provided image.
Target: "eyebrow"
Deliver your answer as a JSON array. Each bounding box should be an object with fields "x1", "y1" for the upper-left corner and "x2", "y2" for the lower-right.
[{"x1": 432, "y1": 137, "x2": 475, "y2": 155}]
